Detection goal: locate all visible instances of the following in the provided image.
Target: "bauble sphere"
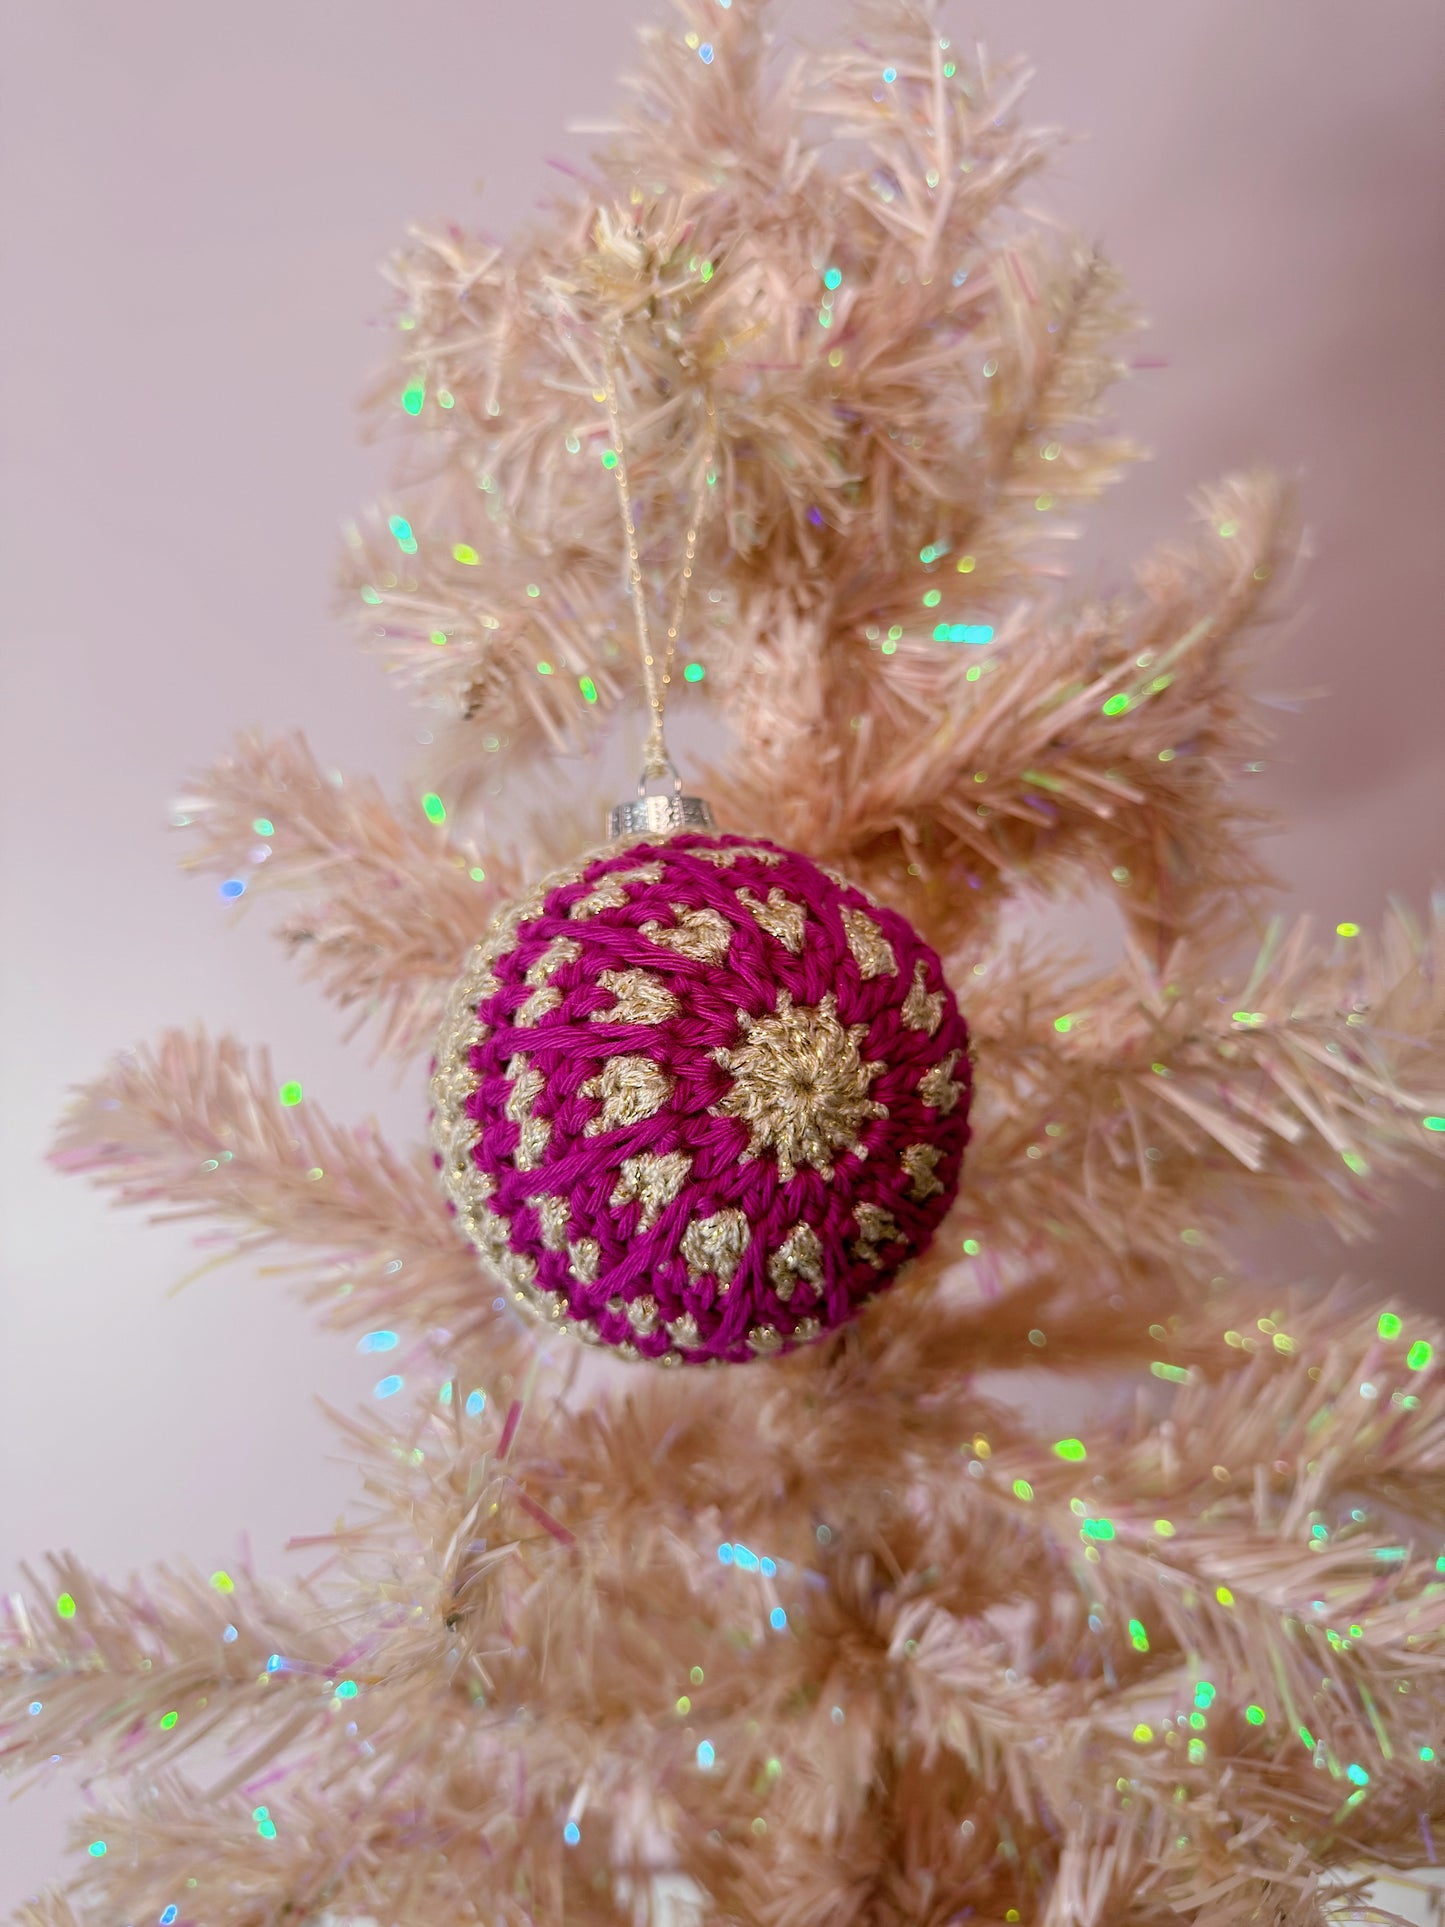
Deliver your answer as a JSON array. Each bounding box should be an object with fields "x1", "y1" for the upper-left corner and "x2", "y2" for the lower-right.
[{"x1": 431, "y1": 833, "x2": 971, "y2": 1363}]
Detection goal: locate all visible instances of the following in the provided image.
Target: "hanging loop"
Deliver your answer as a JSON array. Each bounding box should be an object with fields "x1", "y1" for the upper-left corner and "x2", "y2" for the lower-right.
[
  {"x1": 600, "y1": 336, "x2": 718, "y2": 831},
  {"x1": 638, "y1": 760, "x2": 683, "y2": 799}
]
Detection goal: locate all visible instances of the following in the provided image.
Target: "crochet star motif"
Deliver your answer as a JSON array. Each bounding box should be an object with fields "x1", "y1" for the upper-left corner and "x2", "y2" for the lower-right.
[{"x1": 712, "y1": 990, "x2": 886, "y2": 1181}]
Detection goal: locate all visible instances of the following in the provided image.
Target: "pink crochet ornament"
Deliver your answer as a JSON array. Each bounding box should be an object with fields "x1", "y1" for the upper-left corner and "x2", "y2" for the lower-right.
[{"x1": 431, "y1": 830, "x2": 972, "y2": 1364}]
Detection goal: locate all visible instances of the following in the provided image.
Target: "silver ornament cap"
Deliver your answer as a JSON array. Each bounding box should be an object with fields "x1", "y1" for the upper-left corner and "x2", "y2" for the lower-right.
[{"x1": 610, "y1": 764, "x2": 715, "y2": 839}]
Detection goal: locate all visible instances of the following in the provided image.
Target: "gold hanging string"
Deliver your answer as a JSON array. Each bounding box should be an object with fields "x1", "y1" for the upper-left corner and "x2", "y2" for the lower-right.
[{"x1": 601, "y1": 341, "x2": 717, "y2": 782}]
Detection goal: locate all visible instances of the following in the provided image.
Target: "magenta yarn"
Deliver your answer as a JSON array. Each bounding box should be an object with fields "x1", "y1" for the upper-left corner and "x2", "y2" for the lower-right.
[{"x1": 431, "y1": 833, "x2": 972, "y2": 1364}]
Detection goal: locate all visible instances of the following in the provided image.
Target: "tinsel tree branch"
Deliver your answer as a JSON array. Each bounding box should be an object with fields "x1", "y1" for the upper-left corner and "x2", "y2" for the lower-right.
[
  {"x1": 48, "y1": 1029, "x2": 509, "y2": 1346},
  {"x1": 708, "y1": 472, "x2": 1297, "y2": 956},
  {"x1": 0, "y1": 1559, "x2": 331, "y2": 1791},
  {"x1": 176, "y1": 733, "x2": 519, "y2": 1055},
  {"x1": 10, "y1": 1277, "x2": 1443, "y2": 1920},
  {"x1": 338, "y1": 0, "x2": 1137, "y2": 793},
  {"x1": 954, "y1": 901, "x2": 1445, "y2": 1294}
]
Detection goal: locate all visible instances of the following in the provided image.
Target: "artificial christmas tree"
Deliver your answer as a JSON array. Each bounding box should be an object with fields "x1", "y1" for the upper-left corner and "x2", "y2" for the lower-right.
[{"x1": 7, "y1": 2, "x2": 1445, "y2": 1922}]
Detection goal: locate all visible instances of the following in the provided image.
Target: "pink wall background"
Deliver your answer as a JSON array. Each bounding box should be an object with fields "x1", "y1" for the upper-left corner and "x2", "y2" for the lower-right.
[{"x1": 3, "y1": 0, "x2": 1442, "y2": 1902}]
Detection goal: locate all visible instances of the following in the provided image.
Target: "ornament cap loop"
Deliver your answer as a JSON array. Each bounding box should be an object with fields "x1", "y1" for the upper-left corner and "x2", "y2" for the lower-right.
[
  {"x1": 638, "y1": 759, "x2": 684, "y2": 799},
  {"x1": 609, "y1": 778, "x2": 716, "y2": 838}
]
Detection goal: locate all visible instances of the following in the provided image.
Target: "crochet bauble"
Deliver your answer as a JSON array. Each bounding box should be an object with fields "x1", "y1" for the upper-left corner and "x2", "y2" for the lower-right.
[{"x1": 430, "y1": 833, "x2": 972, "y2": 1364}]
